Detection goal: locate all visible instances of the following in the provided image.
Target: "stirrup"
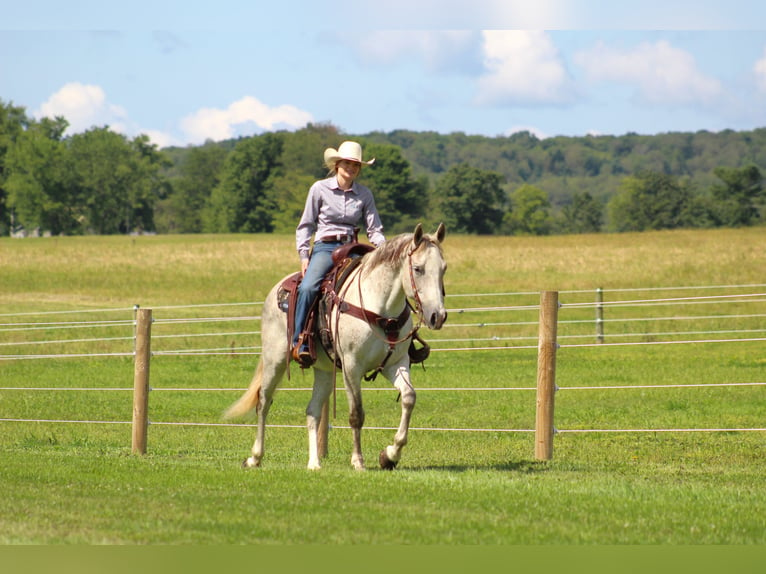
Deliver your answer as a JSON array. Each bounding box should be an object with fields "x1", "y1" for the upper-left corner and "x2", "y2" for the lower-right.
[{"x1": 291, "y1": 340, "x2": 313, "y2": 368}]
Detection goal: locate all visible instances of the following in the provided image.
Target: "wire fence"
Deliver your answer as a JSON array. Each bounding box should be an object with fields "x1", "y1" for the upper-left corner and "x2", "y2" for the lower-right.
[{"x1": 1, "y1": 283, "x2": 765, "y2": 437}]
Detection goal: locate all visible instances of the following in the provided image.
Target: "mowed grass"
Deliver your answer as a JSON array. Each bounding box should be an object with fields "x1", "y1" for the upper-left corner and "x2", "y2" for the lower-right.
[{"x1": 0, "y1": 227, "x2": 765, "y2": 545}]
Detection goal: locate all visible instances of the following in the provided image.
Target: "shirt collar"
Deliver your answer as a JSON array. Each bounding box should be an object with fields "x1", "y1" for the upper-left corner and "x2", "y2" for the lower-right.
[{"x1": 330, "y1": 176, "x2": 358, "y2": 194}]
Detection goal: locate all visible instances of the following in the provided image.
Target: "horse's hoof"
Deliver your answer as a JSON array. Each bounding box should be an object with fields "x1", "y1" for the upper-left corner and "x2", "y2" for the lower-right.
[
  {"x1": 242, "y1": 456, "x2": 260, "y2": 469},
  {"x1": 379, "y1": 450, "x2": 398, "y2": 470}
]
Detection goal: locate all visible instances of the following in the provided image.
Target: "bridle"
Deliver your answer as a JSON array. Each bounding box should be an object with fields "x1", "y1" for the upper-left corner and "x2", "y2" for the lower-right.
[
  {"x1": 330, "y1": 240, "x2": 438, "y2": 381},
  {"x1": 324, "y1": 238, "x2": 440, "y2": 412},
  {"x1": 406, "y1": 242, "x2": 427, "y2": 326}
]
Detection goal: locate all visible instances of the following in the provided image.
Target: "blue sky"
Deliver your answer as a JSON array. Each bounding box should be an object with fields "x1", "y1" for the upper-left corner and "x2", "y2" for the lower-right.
[{"x1": 3, "y1": 1, "x2": 766, "y2": 148}]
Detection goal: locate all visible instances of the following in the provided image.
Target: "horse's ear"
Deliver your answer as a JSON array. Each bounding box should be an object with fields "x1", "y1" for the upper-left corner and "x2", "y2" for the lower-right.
[
  {"x1": 435, "y1": 222, "x2": 446, "y2": 243},
  {"x1": 412, "y1": 223, "x2": 424, "y2": 246}
]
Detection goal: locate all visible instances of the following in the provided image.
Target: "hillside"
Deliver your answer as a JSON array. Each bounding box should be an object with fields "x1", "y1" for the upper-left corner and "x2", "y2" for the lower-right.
[{"x1": 362, "y1": 127, "x2": 766, "y2": 205}]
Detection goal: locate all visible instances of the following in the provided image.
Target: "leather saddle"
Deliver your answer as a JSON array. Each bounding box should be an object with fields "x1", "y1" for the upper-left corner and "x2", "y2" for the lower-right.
[
  {"x1": 277, "y1": 242, "x2": 430, "y2": 370},
  {"x1": 278, "y1": 243, "x2": 375, "y2": 367}
]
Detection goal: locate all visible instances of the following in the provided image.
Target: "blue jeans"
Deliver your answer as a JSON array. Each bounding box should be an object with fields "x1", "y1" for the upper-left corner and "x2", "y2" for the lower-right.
[{"x1": 292, "y1": 241, "x2": 341, "y2": 347}]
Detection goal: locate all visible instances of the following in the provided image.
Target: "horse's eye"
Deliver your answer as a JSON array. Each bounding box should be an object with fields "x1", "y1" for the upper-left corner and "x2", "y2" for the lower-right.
[{"x1": 413, "y1": 265, "x2": 424, "y2": 276}]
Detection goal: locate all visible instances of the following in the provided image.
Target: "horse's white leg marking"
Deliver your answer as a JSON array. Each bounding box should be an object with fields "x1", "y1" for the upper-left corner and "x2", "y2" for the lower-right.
[
  {"x1": 244, "y1": 361, "x2": 282, "y2": 468},
  {"x1": 236, "y1": 281, "x2": 290, "y2": 469},
  {"x1": 305, "y1": 369, "x2": 334, "y2": 470},
  {"x1": 245, "y1": 393, "x2": 269, "y2": 468},
  {"x1": 383, "y1": 364, "x2": 416, "y2": 465}
]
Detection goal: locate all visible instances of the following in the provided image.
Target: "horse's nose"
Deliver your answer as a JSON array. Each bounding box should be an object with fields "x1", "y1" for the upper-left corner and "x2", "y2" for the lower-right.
[{"x1": 430, "y1": 309, "x2": 447, "y2": 330}]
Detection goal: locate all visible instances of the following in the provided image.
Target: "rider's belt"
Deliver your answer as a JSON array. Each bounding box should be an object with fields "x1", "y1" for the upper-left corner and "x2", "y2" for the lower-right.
[{"x1": 318, "y1": 234, "x2": 354, "y2": 244}]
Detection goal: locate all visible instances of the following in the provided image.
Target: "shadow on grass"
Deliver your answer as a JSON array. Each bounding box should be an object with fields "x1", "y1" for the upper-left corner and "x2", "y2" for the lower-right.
[{"x1": 401, "y1": 460, "x2": 550, "y2": 474}]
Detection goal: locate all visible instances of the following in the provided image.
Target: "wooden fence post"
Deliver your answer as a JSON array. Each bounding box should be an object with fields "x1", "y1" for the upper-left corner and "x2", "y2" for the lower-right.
[
  {"x1": 535, "y1": 291, "x2": 558, "y2": 461},
  {"x1": 132, "y1": 308, "x2": 152, "y2": 455}
]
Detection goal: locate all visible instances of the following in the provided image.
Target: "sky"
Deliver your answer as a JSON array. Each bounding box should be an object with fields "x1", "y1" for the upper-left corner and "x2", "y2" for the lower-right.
[{"x1": 3, "y1": 1, "x2": 766, "y2": 148}]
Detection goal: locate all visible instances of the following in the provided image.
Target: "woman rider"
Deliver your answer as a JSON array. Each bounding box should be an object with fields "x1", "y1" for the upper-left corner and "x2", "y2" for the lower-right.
[{"x1": 292, "y1": 141, "x2": 385, "y2": 366}]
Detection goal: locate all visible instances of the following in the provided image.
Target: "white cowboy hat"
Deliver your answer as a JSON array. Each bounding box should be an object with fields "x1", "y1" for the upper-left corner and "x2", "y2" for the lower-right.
[{"x1": 324, "y1": 141, "x2": 375, "y2": 168}]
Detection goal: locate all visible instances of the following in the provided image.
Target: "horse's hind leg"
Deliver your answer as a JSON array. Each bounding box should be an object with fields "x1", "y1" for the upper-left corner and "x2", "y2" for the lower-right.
[
  {"x1": 305, "y1": 368, "x2": 334, "y2": 470},
  {"x1": 242, "y1": 359, "x2": 284, "y2": 468},
  {"x1": 380, "y1": 364, "x2": 416, "y2": 470}
]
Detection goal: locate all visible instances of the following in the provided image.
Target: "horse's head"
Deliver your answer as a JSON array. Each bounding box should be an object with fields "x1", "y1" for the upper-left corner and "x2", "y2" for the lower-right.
[{"x1": 406, "y1": 223, "x2": 448, "y2": 330}]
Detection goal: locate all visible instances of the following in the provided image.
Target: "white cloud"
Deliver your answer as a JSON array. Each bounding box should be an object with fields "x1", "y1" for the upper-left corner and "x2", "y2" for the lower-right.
[
  {"x1": 179, "y1": 96, "x2": 314, "y2": 144},
  {"x1": 754, "y1": 47, "x2": 766, "y2": 95},
  {"x1": 574, "y1": 40, "x2": 724, "y2": 107},
  {"x1": 34, "y1": 82, "x2": 128, "y2": 134},
  {"x1": 34, "y1": 84, "x2": 314, "y2": 148},
  {"x1": 475, "y1": 30, "x2": 576, "y2": 107},
  {"x1": 140, "y1": 129, "x2": 177, "y2": 149},
  {"x1": 350, "y1": 30, "x2": 481, "y2": 74},
  {"x1": 505, "y1": 125, "x2": 548, "y2": 139}
]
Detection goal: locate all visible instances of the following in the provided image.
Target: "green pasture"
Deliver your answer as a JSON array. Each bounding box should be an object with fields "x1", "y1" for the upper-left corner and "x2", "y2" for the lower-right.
[{"x1": 0, "y1": 228, "x2": 765, "y2": 545}]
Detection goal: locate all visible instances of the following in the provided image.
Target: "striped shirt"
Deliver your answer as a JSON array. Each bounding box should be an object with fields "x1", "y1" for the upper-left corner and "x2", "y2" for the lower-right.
[{"x1": 295, "y1": 176, "x2": 385, "y2": 259}]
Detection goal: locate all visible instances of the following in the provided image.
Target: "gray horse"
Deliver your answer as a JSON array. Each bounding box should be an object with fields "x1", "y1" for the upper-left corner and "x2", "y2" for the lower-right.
[{"x1": 224, "y1": 223, "x2": 448, "y2": 470}]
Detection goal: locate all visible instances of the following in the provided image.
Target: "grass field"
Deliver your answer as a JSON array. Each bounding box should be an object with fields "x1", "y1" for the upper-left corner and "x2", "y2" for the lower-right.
[{"x1": 1, "y1": 227, "x2": 765, "y2": 547}]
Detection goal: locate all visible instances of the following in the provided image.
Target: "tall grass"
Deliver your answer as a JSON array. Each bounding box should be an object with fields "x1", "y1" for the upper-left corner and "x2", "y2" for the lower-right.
[
  {"x1": 0, "y1": 227, "x2": 765, "y2": 545},
  {"x1": 2, "y1": 227, "x2": 764, "y2": 308}
]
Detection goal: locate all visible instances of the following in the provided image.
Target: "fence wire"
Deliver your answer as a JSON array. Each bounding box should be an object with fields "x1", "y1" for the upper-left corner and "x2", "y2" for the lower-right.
[{"x1": 1, "y1": 284, "x2": 764, "y2": 435}]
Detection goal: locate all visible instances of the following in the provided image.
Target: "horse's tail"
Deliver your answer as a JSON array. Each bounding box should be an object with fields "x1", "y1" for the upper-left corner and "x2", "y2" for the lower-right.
[{"x1": 223, "y1": 360, "x2": 263, "y2": 420}]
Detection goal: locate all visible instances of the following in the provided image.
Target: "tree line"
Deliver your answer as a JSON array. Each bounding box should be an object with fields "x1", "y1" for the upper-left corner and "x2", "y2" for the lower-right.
[{"x1": 1, "y1": 99, "x2": 764, "y2": 238}]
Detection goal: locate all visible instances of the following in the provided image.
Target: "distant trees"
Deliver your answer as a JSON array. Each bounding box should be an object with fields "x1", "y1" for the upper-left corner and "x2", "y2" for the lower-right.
[
  {"x1": 559, "y1": 191, "x2": 603, "y2": 234},
  {"x1": 5, "y1": 117, "x2": 72, "y2": 234},
  {"x1": 606, "y1": 167, "x2": 764, "y2": 232},
  {"x1": 504, "y1": 184, "x2": 553, "y2": 236},
  {"x1": 66, "y1": 129, "x2": 168, "y2": 234},
  {"x1": 608, "y1": 171, "x2": 698, "y2": 232},
  {"x1": 158, "y1": 142, "x2": 227, "y2": 233},
  {"x1": 268, "y1": 124, "x2": 340, "y2": 234},
  {"x1": 710, "y1": 165, "x2": 763, "y2": 227},
  {"x1": 5, "y1": 116, "x2": 168, "y2": 235},
  {"x1": 203, "y1": 133, "x2": 283, "y2": 233},
  {"x1": 358, "y1": 142, "x2": 429, "y2": 234},
  {"x1": 2, "y1": 96, "x2": 765, "y2": 238},
  {"x1": 435, "y1": 163, "x2": 506, "y2": 234},
  {"x1": 0, "y1": 101, "x2": 32, "y2": 234}
]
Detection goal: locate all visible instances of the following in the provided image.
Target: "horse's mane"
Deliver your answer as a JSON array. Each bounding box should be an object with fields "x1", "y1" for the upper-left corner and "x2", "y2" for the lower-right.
[{"x1": 361, "y1": 231, "x2": 441, "y2": 276}]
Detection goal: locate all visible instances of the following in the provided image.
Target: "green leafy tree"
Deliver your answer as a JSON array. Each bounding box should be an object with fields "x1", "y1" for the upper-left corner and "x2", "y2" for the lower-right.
[
  {"x1": 558, "y1": 191, "x2": 604, "y2": 234},
  {"x1": 159, "y1": 143, "x2": 227, "y2": 233},
  {"x1": 270, "y1": 170, "x2": 316, "y2": 234},
  {"x1": 608, "y1": 171, "x2": 696, "y2": 232},
  {"x1": 0, "y1": 100, "x2": 32, "y2": 233},
  {"x1": 67, "y1": 128, "x2": 167, "y2": 234},
  {"x1": 281, "y1": 123, "x2": 341, "y2": 180},
  {"x1": 204, "y1": 133, "x2": 283, "y2": 233},
  {"x1": 358, "y1": 142, "x2": 428, "y2": 233},
  {"x1": 710, "y1": 165, "x2": 763, "y2": 227},
  {"x1": 5, "y1": 117, "x2": 74, "y2": 234},
  {"x1": 129, "y1": 134, "x2": 172, "y2": 232},
  {"x1": 503, "y1": 184, "x2": 553, "y2": 235},
  {"x1": 436, "y1": 163, "x2": 506, "y2": 234}
]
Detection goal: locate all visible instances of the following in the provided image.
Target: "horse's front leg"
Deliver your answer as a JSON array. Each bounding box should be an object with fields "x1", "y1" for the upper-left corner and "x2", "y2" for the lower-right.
[
  {"x1": 306, "y1": 369, "x2": 334, "y2": 470},
  {"x1": 341, "y1": 370, "x2": 366, "y2": 471},
  {"x1": 380, "y1": 363, "x2": 416, "y2": 470}
]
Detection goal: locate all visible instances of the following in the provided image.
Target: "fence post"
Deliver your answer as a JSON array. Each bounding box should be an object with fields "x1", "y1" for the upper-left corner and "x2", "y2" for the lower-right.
[
  {"x1": 535, "y1": 291, "x2": 558, "y2": 461},
  {"x1": 596, "y1": 287, "x2": 604, "y2": 344},
  {"x1": 132, "y1": 308, "x2": 152, "y2": 455}
]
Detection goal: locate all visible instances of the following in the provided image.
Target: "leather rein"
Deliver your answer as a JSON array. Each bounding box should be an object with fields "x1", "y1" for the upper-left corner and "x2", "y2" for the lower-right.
[{"x1": 330, "y1": 246, "x2": 425, "y2": 381}]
